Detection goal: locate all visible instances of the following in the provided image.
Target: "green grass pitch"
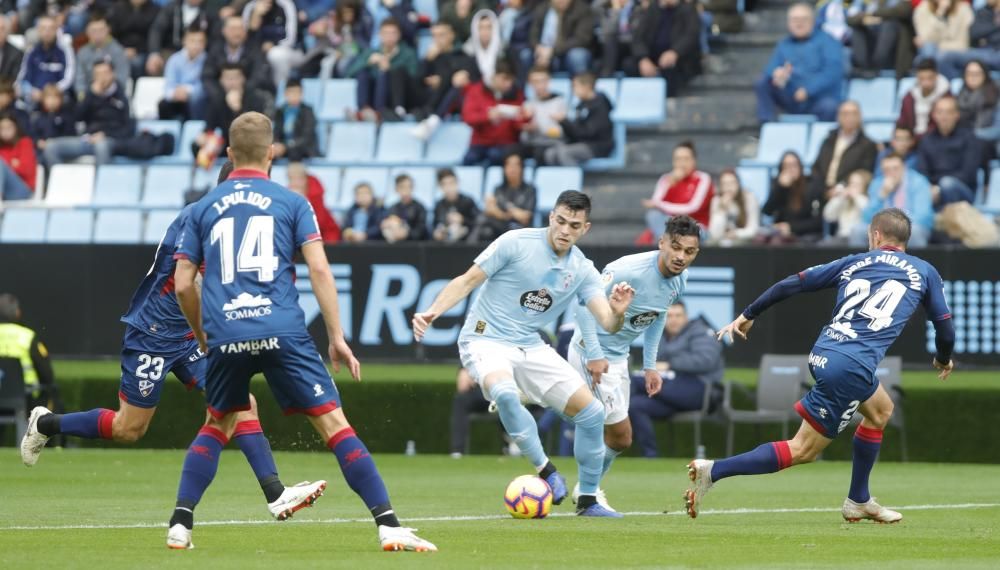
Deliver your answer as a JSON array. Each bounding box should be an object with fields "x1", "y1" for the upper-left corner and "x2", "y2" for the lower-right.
[{"x1": 1, "y1": 449, "x2": 997, "y2": 568}]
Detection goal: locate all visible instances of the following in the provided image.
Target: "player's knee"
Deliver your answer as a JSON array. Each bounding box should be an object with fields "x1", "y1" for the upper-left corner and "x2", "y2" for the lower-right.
[
  {"x1": 112, "y1": 420, "x2": 148, "y2": 443},
  {"x1": 247, "y1": 393, "x2": 260, "y2": 418},
  {"x1": 788, "y1": 439, "x2": 821, "y2": 464},
  {"x1": 571, "y1": 399, "x2": 605, "y2": 429},
  {"x1": 606, "y1": 431, "x2": 631, "y2": 451}
]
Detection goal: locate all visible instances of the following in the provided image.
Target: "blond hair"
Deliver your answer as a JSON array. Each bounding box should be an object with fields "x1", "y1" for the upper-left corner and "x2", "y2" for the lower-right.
[{"x1": 228, "y1": 112, "x2": 273, "y2": 166}]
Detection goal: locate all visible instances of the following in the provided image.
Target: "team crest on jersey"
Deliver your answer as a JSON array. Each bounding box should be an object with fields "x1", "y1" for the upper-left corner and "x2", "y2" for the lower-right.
[
  {"x1": 138, "y1": 379, "x2": 155, "y2": 397},
  {"x1": 601, "y1": 271, "x2": 614, "y2": 286},
  {"x1": 630, "y1": 311, "x2": 660, "y2": 328},
  {"x1": 520, "y1": 289, "x2": 553, "y2": 314}
]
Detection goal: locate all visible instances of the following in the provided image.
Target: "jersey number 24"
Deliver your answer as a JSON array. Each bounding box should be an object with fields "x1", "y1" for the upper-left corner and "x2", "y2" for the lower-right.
[{"x1": 830, "y1": 278, "x2": 907, "y2": 338}]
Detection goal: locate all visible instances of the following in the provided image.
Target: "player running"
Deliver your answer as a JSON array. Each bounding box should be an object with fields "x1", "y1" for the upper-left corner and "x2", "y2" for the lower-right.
[
  {"x1": 686, "y1": 208, "x2": 955, "y2": 523},
  {"x1": 568, "y1": 215, "x2": 701, "y2": 510},
  {"x1": 20, "y1": 161, "x2": 325, "y2": 523},
  {"x1": 166, "y1": 112, "x2": 435, "y2": 552},
  {"x1": 412, "y1": 191, "x2": 635, "y2": 518}
]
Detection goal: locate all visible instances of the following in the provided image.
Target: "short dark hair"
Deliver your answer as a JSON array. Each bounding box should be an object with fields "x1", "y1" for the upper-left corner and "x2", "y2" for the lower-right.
[
  {"x1": 670, "y1": 300, "x2": 686, "y2": 311},
  {"x1": 221, "y1": 62, "x2": 244, "y2": 75},
  {"x1": 394, "y1": 173, "x2": 413, "y2": 186},
  {"x1": 572, "y1": 71, "x2": 596, "y2": 89},
  {"x1": 665, "y1": 215, "x2": 701, "y2": 242},
  {"x1": 674, "y1": 140, "x2": 697, "y2": 158},
  {"x1": 554, "y1": 190, "x2": 591, "y2": 218},
  {"x1": 380, "y1": 17, "x2": 401, "y2": 31},
  {"x1": 0, "y1": 293, "x2": 19, "y2": 322},
  {"x1": 870, "y1": 208, "x2": 912, "y2": 245},
  {"x1": 528, "y1": 66, "x2": 550, "y2": 76},
  {"x1": 436, "y1": 168, "x2": 456, "y2": 183},
  {"x1": 184, "y1": 26, "x2": 206, "y2": 38},
  {"x1": 916, "y1": 58, "x2": 937, "y2": 74},
  {"x1": 285, "y1": 77, "x2": 302, "y2": 90},
  {"x1": 218, "y1": 160, "x2": 235, "y2": 184},
  {"x1": 894, "y1": 125, "x2": 914, "y2": 137},
  {"x1": 881, "y1": 151, "x2": 905, "y2": 163},
  {"x1": 494, "y1": 59, "x2": 515, "y2": 78}
]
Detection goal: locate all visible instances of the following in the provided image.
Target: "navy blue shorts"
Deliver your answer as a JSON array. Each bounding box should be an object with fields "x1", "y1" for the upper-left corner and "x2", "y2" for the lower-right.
[
  {"x1": 796, "y1": 350, "x2": 879, "y2": 439},
  {"x1": 119, "y1": 326, "x2": 205, "y2": 408},
  {"x1": 205, "y1": 333, "x2": 340, "y2": 418}
]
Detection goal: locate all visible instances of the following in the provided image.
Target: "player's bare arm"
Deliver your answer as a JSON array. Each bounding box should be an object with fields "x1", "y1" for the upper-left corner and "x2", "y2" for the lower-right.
[
  {"x1": 585, "y1": 282, "x2": 635, "y2": 334},
  {"x1": 302, "y1": 241, "x2": 361, "y2": 381},
  {"x1": 412, "y1": 265, "x2": 488, "y2": 342},
  {"x1": 174, "y1": 259, "x2": 206, "y2": 353}
]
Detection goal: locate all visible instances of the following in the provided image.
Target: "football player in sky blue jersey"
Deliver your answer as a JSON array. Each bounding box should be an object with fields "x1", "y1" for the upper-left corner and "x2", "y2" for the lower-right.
[
  {"x1": 568, "y1": 215, "x2": 701, "y2": 510},
  {"x1": 413, "y1": 191, "x2": 636, "y2": 518},
  {"x1": 19, "y1": 162, "x2": 326, "y2": 525},
  {"x1": 167, "y1": 113, "x2": 435, "y2": 552},
  {"x1": 687, "y1": 208, "x2": 955, "y2": 523}
]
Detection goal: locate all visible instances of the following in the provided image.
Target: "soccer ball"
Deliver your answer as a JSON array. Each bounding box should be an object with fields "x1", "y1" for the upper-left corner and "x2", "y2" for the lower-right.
[{"x1": 503, "y1": 475, "x2": 553, "y2": 519}]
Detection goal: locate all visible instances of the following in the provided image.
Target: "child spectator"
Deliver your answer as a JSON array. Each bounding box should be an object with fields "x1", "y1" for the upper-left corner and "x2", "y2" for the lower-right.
[
  {"x1": 822, "y1": 169, "x2": 871, "y2": 241},
  {"x1": 540, "y1": 71, "x2": 613, "y2": 166},
  {"x1": 0, "y1": 114, "x2": 36, "y2": 200},
  {"x1": 30, "y1": 84, "x2": 75, "y2": 153},
  {"x1": 520, "y1": 66, "x2": 568, "y2": 162},
  {"x1": 273, "y1": 79, "x2": 319, "y2": 161},
  {"x1": 381, "y1": 173, "x2": 429, "y2": 242},
  {"x1": 287, "y1": 162, "x2": 341, "y2": 243},
  {"x1": 708, "y1": 169, "x2": 760, "y2": 245},
  {"x1": 432, "y1": 168, "x2": 479, "y2": 242},
  {"x1": 343, "y1": 182, "x2": 386, "y2": 242}
]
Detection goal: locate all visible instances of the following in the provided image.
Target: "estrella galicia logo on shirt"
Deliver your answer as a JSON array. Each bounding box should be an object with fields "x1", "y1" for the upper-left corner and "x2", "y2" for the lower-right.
[
  {"x1": 520, "y1": 289, "x2": 553, "y2": 314},
  {"x1": 630, "y1": 311, "x2": 660, "y2": 329},
  {"x1": 223, "y1": 292, "x2": 273, "y2": 321}
]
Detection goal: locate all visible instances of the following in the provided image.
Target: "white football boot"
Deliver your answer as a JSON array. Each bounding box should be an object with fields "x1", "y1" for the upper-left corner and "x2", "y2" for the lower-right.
[
  {"x1": 166, "y1": 524, "x2": 194, "y2": 549},
  {"x1": 267, "y1": 480, "x2": 327, "y2": 520},
  {"x1": 378, "y1": 526, "x2": 438, "y2": 552},
  {"x1": 842, "y1": 497, "x2": 902, "y2": 524},
  {"x1": 20, "y1": 406, "x2": 53, "y2": 466},
  {"x1": 571, "y1": 482, "x2": 615, "y2": 512},
  {"x1": 684, "y1": 459, "x2": 715, "y2": 518}
]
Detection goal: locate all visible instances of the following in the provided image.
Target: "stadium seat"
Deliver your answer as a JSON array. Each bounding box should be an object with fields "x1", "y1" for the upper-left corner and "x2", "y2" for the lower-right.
[
  {"x1": 374, "y1": 123, "x2": 424, "y2": 164},
  {"x1": 895, "y1": 77, "x2": 916, "y2": 112},
  {"x1": 132, "y1": 77, "x2": 165, "y2": 120},
  {"x1": 613, "y1": 78, "x2": 666, "y2": 125},
  {"x1": 93, "y1": 165, "x2": 143, "y2": 207},
  {"x1": 416, "y1": 31, "x2": 433, "y2": 59},
  {"x1": 778, "y1": 114, "x2": 818, "y2": 123},
  {"x1": 316, "y1": 121, "x2": 330, "y2": 156},
  {"x1": 34, "y1": 165, "x2": 44, "y2": 199},
  {"x1": 143, "y1": 210, "x2": 180, "y2": 244},
  {"x1": 46, "y1": 209, "x2": 94, "y2": 243},
  {"x1": 735, "y1": 165, "x2": 771, "y2": 206},
  {"x1": 413, "y1": 0, "x2": 438, "y2": 22},
  {"x1": 46, "y1": 164, "x2": 96, "y2": 206},
  {"x1": 951, "y1": 77, "x2": 963, "y2": 94},
  {"x1": 136, "y1": 119, "x2": 182, "y2": 155},
  {"x1": 483, "y1": 165, "x2": 535, "y2": 199},
  {"x1": 142, "y1": 165, "x2": 190, "y2": 208},
  {"x1": 385, "y1": 167, "x2": 435, "y2": 208},
  {"x1": 270, "y1": 165, "x2": 289, "y2": 187},
  {"x1": 303, "y1": 78, "x2": 323, "y2": 108},
  {"x1": 192, "y1": 163, "x2": 223, "y2": 190},
  {"x1": 804, "y1": 121, "x2": 837, "y2": 165},
  {"x1": 94, "y1": 210, "x2": 143, "y2": 243},
  {"x1": 595, "y1": 78, "x2": 620, "y2": 108},
  {"x1": 453, "y1": 166, "x2": 484, "y2": 206},
  {"x1": 308, "y1": 166, "x2": 342, "y2": 211},
  {"x1": 864, "y1": 121, "x2": 895, "y2": 144},
  {"x1": 337, "y1": 167, "x2": 389, "y2": 211},
  {"x1": 424, "y1": 122, "x2": 472, "y2": 165},
  {"x1": 327, "y1": 122, "x2": 376, "y2": 163},
  {"x1": 0, "y1": 208, "x2": 48, "y2": 242},
  {"x1": 741, "y1": 122, "x2": 808, "y2": 167},
  {"x1": 533, "y1": 166, "x2": 583, "y2": 217},
  {"x1": 584, "y1": 123, "x2": 627, "y2": 171},
  {"x1": 847, "y1": 77, "x2": 896, "y2": 121},
  {"x1": 722, "y1": 354, "x2": 807, "y2": 456},
  {"x1": 318, "y1": 79, "x2": 357, "y2": 121},
  {"x1": 156, "y1": 120, "x2": 205, "y2": 163}
]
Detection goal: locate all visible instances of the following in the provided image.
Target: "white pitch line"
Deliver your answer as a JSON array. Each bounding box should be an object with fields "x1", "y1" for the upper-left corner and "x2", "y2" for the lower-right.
[{"x1": 2, "y1": 503, "x2": 998, "y2": 532}]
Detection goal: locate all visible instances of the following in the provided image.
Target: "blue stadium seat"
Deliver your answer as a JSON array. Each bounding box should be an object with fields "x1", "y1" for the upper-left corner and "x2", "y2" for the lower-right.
[
  {"x1": 0, "y1": 208, "x2": 47, "y2": 242},
  {"x1": 951, "y1": 77, "x2": 963, "y2": 95},
  {"x1": 864, "y1": 121, "x2": 895, "y2": 144},
  {"x1": 303, "y1": 78, "x2": 323, "y2": 108},
  {"x1": 741, "y1": 122, "x2": 808, "y2": 167},
  {"x1": 192, "y1": 163, "x2": 223, "y2": 190},
  {"x1": 337, "y1": 167, "x2": 389, "y2": 211},
  {"x1": 94, "y1": 210, "x2": 143, "y2": 243},
  {"x1": 584, "y1": 123, "x2": 627, "y2": 171},
  {"x1": 144, "y1": 210, "x2": 180, "y2": 244},
  {"x1": 483, "y1": 165, "x2": 535, "y2": 198},
  {"x1": 847, "y1": 78, "x2": 896, "y2": 121},
  {"x1": 533, "y1": 166, "x2": 583, "y2": 223},
  {"x1": 417, "y1": 31, "x2": 433, "y2": 59},
  {"x1": 46, "y1": 164, "x2": 96, "y2": 206},
  {"x1": 93, "y1": 165, "x2": 143, "y2": 207},
  {"x1": 143, "y1": 165, "x2": 191, "y2": 208},
  {"x1": 778, "y1": 114, "x2": 818, "y2": 123},
  {"x1": 374, "y1": 123, "x2": 424, "y2": 164},
  {"x1": 613, "y1": 78, "x2": 666, "y2": 125},
  {"x1": 386, "y1": 167, "x2": 436, "y2": 208},
  {"x1": 136, "y1": 120, "x2": 182, "y2": 155},
  {"x1": 270, "y1": 165, "x2": 289, "y2": 187},
  {"x1": 308, "y1": 166, "x2": 342, "y2": 211},
  {"x1": 895, "y1": 77, "x2": 915, "y2": 113},
  {"x1": 156, "y1": 120, "x2": 204, "y2": 163},
  {"x1": 413, "y1": 0, "x2": 438, "y2": 21},
  {"x1": 804, "y1": 122, "x2": 837, "y2": 166},
  {"x1": 316, "y1": 121, "x2": 330, "y2": 156},
  {"x1": 453, "y1": 166, "x2": 485, "y2": 206},
  {"x1": 327, "y1": 122, "x2": 376, "y2": 163},
  {"x1": 425, "y1": 122, "x2": 472, "y2": 165},
  {"x1": 46, "y1": 210, "x2": 93, "y2": 243},
  {"x1": 318, "y1": 79, "x2": 357, "y2": 121},
  {"x1": 595, "y1": 78, "x2": 620, "y2": 108},
  {"x1": 735, "y1": 165, "x2": 772, "y2": 206}
]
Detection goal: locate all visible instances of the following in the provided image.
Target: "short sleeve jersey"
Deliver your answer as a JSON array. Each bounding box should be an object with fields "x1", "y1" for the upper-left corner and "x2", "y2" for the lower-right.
[
  {"x1": 174, "y1": 170, "x2": 322, "y2": 347},
  {"x1": 571, "y1": 251, "x2": 687, "y2": 361},
  {"x1": 460, "y1": 228, "x2": 605, "y2": 347},
  {"x1": 800, "y1": 246, "x2": 952, "y2": 373},
  {"x1": 121, "y1": 207, "x2": 196, "y2": 341}
]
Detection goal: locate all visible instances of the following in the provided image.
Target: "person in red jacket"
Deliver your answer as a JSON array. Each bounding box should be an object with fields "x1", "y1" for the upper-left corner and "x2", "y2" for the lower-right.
[
  {"x1": 642, "y1": 140, "x2": 714, "y2": 235},
  {"x1": 461, "y1": 60, "x2": 526, "y2": 167},
  {"x1": 0, "y1": 114, "x2": 37, "y2": 201},
  {"x1": 287, "y1": 162, "x2": 342, "y2": 244}
]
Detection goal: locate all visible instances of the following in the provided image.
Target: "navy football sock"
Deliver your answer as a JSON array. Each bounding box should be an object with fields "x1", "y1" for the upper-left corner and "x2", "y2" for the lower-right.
[
  {"x1": 710, "y1": 441, "x2": 792, "y2": 482},
  {"x1": 174, "y1": 426, "x2": 227, "y2": 521},
  {"x1": 848, "y1": 425, "x2": 883, "y2": 503},
  {"x1": 327, "y1": 427, "x2": 398, "y2": 528},
  {"x1": 233, "y1": 420, "x2": 283, "y2": 503},
  {"x1": 46, "y1": 409, "x2": 115, "y2": 439}
]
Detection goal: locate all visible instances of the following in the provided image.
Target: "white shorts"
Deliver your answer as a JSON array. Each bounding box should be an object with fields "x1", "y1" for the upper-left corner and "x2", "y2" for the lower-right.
[
  {"x1": 458, "y1": 339, "x2": 585, "y2": 413},
  {"x1": 567, "y1": 342, "x2": 631, "y2": 425}
]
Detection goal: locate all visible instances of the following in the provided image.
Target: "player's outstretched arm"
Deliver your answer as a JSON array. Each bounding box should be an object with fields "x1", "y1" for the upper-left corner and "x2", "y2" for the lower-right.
[
  {"x1": 931, "y1": 316, "x2": 956, "y2": 381},
  {"x1": 302, "y1": 241, "x2": 361, "y2": 381},
  {"x1": 175, "y1": 259, "x2": 207, "y2": 353},
  {"x1": 412, "y1": 265, "x2": 488, "y2": 342},
  {"x1": 585, "y1": 282, "x2": 635, "y2": 334}
]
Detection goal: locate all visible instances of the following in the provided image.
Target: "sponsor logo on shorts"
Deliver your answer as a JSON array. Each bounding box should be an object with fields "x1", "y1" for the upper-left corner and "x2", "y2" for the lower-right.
[
  {"x1": 223, "y1": 293, "x2": 273, "y2": 321},
  {"x1": 630, "y1": 311, "x2": 660, "y2": 328},
  {"x1": 818, "y1": 407, "x2": 829, "y2": 419},
  {"x1": 218, "y1": 337, "x2": 281, "y2": 354},
  {"x1": 808, "y1": 353, "x2": 828, "y2": 369},
  {"x1": 189, "y1": 348, "x2": 204, "y2": 362},
  {"x1": 520, "y1": 289, "x2": 553, "y2": 314},
  {"x1": 138, "y1": 379, "x2": 155, "y2": 397},
  {"x1": 475, "y1": 320, "x2": 486, "y2": 334}
]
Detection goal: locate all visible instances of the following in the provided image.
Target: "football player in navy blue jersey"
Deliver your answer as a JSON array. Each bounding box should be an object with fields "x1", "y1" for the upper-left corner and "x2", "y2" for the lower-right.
[
  {"x1": 167, "y1": 113, "x2": 435, "y2": 552},
  {"x1": 686, "y1": 208, "x2": 955, "y2": 523}
]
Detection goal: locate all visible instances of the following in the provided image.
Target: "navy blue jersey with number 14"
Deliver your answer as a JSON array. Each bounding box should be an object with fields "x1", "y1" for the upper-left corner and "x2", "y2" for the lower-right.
[
  {"x1": 797, "y1": 246, "x2": 952, "y2": 374},
  {"x1": 174, "y1": 170, "x2": 322, "y2": 348}
]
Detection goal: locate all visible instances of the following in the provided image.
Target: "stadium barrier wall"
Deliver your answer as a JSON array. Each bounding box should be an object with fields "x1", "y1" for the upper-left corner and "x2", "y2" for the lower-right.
[{"x1": 1, "y1": 244, "x2": 998, "y2": 366}]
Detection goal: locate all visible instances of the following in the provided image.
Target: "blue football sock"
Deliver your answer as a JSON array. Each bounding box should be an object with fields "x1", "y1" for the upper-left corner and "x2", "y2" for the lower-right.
[
  {"x1": 572, "y1": 399, "x2": 605, "y2": 495},
  {"x1": 490, "y1": 381, "x2": 548, "y2": 470},
  {"x1": 233, "y1": 420, "x2": 283, "y2": 503},
  {"x1": 175, "y1": 426, "x2": 227, "y2": 509},
  {"x1": 327, "y1": 427, "x2": 398, "y2": 527},
  {"x1": 849, "y1": 425, "x2": 883, "y2": 503},
  {"x1": 54, "y1": 409, "x2": 115, "y2": 439},
  {"x1": 710, "y1": 441, "x2": 792, "y2": 482},
  {"x1": 602, "y1": 445, "x2": 622, "y2": 478}
]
